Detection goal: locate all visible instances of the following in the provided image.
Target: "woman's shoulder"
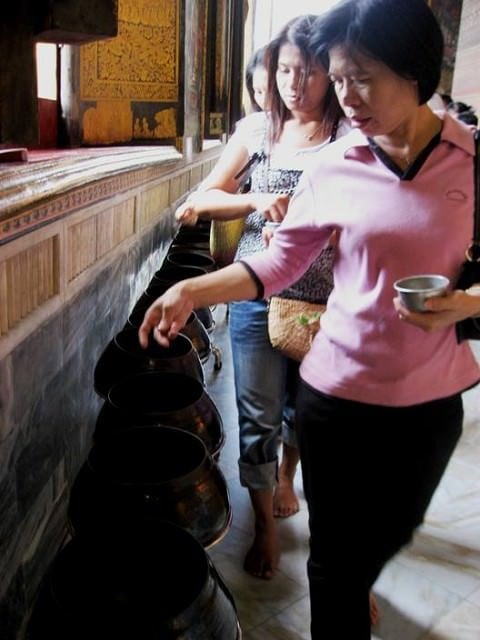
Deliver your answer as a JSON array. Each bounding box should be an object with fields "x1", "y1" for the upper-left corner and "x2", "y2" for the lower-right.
[
  {"x1": 230, "y1": 111, "x2": 268, "y2": 154},
  {"x1": 233, "y1": 111, "x2": 268, "y2": 136}
]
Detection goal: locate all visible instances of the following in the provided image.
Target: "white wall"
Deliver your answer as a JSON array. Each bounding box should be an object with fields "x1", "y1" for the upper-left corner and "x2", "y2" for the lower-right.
[{"x1": 252, "y1": 0, "x2": 342, "y2": 50}]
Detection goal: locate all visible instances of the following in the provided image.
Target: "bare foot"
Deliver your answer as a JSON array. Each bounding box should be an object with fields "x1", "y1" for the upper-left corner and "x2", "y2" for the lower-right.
[
  {"x1": 273, "y1": 481, "x2": 300, "y2": 518},
  {"x1": 274, "y1": 442, "x2": 300, "y2": 518},
  {"x1": 370, "y1": 592, "x2": 380, "y2": 626},
  {"x1": 243, "y1": 525, "x2": 279, "y2": 580}
]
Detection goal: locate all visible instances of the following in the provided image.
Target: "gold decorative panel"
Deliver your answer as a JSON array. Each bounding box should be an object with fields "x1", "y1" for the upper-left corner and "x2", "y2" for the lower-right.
[
  {"x1": 80, "y1": 0, "x2": 180, "y2": 102},
  {"x1": 83, "y1": 100, "x2": 133, "y2": 144}
]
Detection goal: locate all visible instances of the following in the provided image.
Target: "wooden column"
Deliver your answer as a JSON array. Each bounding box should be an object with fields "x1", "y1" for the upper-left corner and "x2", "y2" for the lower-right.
[
  {"x1": 0, "y1": 2, "x2": 39, "y2": 146},
  {"x1": 184, "y1": 0, "x2": 208, "y2": 153}
]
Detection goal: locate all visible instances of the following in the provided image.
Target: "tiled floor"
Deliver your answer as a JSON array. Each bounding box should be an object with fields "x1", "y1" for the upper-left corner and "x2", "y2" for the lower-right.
[{"x1": 204, "y1": 305, "x2": 480, "y2": 639}]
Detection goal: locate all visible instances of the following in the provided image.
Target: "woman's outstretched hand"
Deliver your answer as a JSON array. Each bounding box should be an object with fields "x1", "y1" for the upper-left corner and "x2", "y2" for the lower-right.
[
  {"x1": 175, "y1": 200, "x2": 199, "y2": 226},
  {"x1": 138, "y1": 283, "x2": 194, "y2": 348}
]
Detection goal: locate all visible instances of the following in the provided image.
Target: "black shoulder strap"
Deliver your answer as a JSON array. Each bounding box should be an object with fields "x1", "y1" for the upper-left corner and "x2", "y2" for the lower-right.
[
  {"x1": 473, "y1": 129, "x2": 480, "y2": 246},
  {"x1": 466, "y1": 129, "x2": 480, "y2": 262}
]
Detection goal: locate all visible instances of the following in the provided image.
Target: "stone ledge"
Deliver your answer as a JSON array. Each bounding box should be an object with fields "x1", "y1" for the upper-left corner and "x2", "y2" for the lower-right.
[{"x1": 0, "y1": 144, "x2": 221, "y2": 245}]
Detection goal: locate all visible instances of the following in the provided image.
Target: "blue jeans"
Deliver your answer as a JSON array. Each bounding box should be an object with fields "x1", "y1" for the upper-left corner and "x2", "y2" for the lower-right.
[{"x1": 229, "y1": 300, "x2": 298, "y2": 490}]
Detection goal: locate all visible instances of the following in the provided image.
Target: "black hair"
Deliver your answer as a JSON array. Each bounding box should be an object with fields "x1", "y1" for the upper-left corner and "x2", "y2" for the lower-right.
[
  {"x1": 456, "y1": 110, "x2": 478, "y2": 127},
  {"x1": 245, "y1": 46, "x2": 267, "y2": 112},
  {"x1": 309, "y1": 0, "x2": 444, "y2": 105},
  {"x1": 440, "y1": 93, "x2": 452, "y2": 108},
  {"x1": 264, "y1": 14, "x2": 343, "y2": 143},
  {"x1": 447, "y1": 101, "x2": 473, "y2": 115}
]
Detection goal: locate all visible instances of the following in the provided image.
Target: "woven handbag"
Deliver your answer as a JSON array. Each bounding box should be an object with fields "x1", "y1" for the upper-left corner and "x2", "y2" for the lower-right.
[
  {"x1": 209, "y1": 150, "x2": 266, "y2": 268},
  {"x1": 267, "y1": 296, "x2": 326, "y2": 362},
  {"x1": 209, "y1": 218, "x2": 245, "y2": 268}
]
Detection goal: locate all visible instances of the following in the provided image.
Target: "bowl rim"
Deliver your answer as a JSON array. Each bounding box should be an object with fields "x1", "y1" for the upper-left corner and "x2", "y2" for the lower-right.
[{"x1": 393, "y1": 273, "x2": 450, "y2": 293}]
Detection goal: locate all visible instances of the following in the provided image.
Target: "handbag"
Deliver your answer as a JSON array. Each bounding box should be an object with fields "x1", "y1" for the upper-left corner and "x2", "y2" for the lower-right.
[
  {"x1": 455, "y1": 129, "x2": 480, "y2": 342},
  {"x1": 267, "y1": 296, "x2": 326, "y2": 362},
  {"x1": 209, "y1": 218, "x2": 245, "y2": 267},
  {"x1": 210, "y1": 150, "x2": 265, "y2": 267}
]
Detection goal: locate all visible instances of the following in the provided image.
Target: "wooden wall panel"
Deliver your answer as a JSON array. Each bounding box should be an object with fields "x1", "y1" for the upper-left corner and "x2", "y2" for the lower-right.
[
  {"x1": 0, "y1": 236, "x2": 59, "y2": 335},
  {"x1": 137, "y1": 182, "x2": 171, "y2": 229},
  {"x1": 67, "y1": 216, "x2": 97, "y2": 282},
  {"x1": 0, "y1": 148, "x2": 222, "y2": 351},
  {"x1": 169, "y1": 173, "x2": 191, "y2": 204},
  {"x1": 96, "y1": 199, "x2": 136, "y2": 258},
  {"x1": 190, "y1": 164, "x2": 203, "y2": 189}
]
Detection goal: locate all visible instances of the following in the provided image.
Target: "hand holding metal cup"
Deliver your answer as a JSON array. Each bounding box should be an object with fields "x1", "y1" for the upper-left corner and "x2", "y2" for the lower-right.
[
  {"x1": 264, "y1": 220, "x2": 281, "y2": 232},
  {"x1": 393, "y1": 274, "x2": 450, "y2": 312}
]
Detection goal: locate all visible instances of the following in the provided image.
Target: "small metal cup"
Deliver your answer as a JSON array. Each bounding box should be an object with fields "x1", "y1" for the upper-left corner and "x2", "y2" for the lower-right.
[
  {"x1": 264, "y1": 221, "x2": 281, "y2": 232},
  {"x1": 393, "y1": 274, "x2": 450, "y2": 312}
]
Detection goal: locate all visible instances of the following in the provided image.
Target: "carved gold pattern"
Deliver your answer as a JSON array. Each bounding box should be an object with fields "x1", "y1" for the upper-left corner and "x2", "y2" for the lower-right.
[
  {"x1": 133, "y1": 107, "x2": 177, "y2": 139},
  {"x1": 80, "y1": 0, "x2": 179, "y2": 101}
]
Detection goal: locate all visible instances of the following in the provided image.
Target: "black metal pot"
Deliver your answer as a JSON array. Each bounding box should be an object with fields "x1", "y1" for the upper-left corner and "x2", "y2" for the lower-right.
[
  {"x1": 151, "y1": 264, "x2": 207, "y2": 287},
  {"x1": 68, "y1": 426, "x2": 232, "y2": 548},
  {"x1": 94, "y1": 329, "x2": 204, "y2": 399},
  {"x1": 174, "y1": 226, "x2": 211, "y2": 244},
  {"x1": 94, "y1": 371, "x2": 225, "y2": 457},
  {"x1": 166, "y1": 250, "x2": 216, "y2": 272},
  {"x1": 27, "y1": 522, "x2": 241, "y2": 639},
  {"x1": 149, "y1": 267, "x2": 215, "y2": 333},
  {"x1": 127, "y1": 305, "x2": 211, "y2": 364}
]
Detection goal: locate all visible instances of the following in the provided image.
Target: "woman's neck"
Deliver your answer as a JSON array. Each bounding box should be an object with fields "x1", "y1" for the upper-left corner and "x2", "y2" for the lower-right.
[
  {"x1": 279, "y1": 109, "x2": 331, "y2": 147},
  {"x1": 372, "y1": 106, "x2": 442, "y2": 170}
]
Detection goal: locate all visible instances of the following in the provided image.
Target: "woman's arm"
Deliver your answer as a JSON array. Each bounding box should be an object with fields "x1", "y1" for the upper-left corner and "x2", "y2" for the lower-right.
[
  {"x1": 138, "y1": 262, "x2": 259, "y2": 348},
  {"x1": 175, "y1": 126, "x2": 290, "y2": 224},
  {"x1": 176, "y1": 189, "x2": 291, "y2": 224}
]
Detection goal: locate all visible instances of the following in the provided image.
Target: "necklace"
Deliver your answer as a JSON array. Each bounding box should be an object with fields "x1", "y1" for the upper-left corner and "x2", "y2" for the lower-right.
[
  {"x1": 304, "y1": 123, "x2": 323, "y2": 141},
  {"x1": 394, "y1": 145, "x2": 413, "y2": 169},
  {"x1": 395, "y1": 151, "x2": 412, "y2": 169}
]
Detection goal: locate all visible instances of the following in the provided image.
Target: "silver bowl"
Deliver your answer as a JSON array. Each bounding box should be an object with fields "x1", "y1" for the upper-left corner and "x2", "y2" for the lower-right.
[{"x1": 393, "y1": 274, "x2": 450, "y2": 312}]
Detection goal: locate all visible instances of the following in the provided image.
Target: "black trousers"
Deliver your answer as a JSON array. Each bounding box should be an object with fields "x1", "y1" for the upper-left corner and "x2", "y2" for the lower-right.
[{"x1": 295, "y1": 382, "x2": 463, "y2": 639}]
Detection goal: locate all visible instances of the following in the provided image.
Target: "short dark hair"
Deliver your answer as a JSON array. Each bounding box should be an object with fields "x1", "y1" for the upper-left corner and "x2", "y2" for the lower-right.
[
  {"x1": 310, "y1": 0, "x2": 444, "y2": 105},
  {"x1": 245, "y1": 46, "x2": 267, "y2": 112}
]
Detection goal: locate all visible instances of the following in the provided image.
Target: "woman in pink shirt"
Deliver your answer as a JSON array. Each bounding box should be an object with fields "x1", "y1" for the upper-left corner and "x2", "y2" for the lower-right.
[{"x1": 139, "y1": 0, "x2": 480, "y2": 636}]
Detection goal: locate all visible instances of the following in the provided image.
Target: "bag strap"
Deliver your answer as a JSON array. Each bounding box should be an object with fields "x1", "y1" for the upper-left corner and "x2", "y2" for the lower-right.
[
  {"x1": 234, "y1": 114, "x2": 270, "y2": 190},
  {"x1": 467, "y1": 129, "x2": 480, "y2": 261}
]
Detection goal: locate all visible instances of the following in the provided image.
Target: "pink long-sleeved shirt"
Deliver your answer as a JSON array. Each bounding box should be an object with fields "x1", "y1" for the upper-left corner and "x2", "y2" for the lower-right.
[{"x1": 243, "y1": 113, "x2": 480, "y2": 406}]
